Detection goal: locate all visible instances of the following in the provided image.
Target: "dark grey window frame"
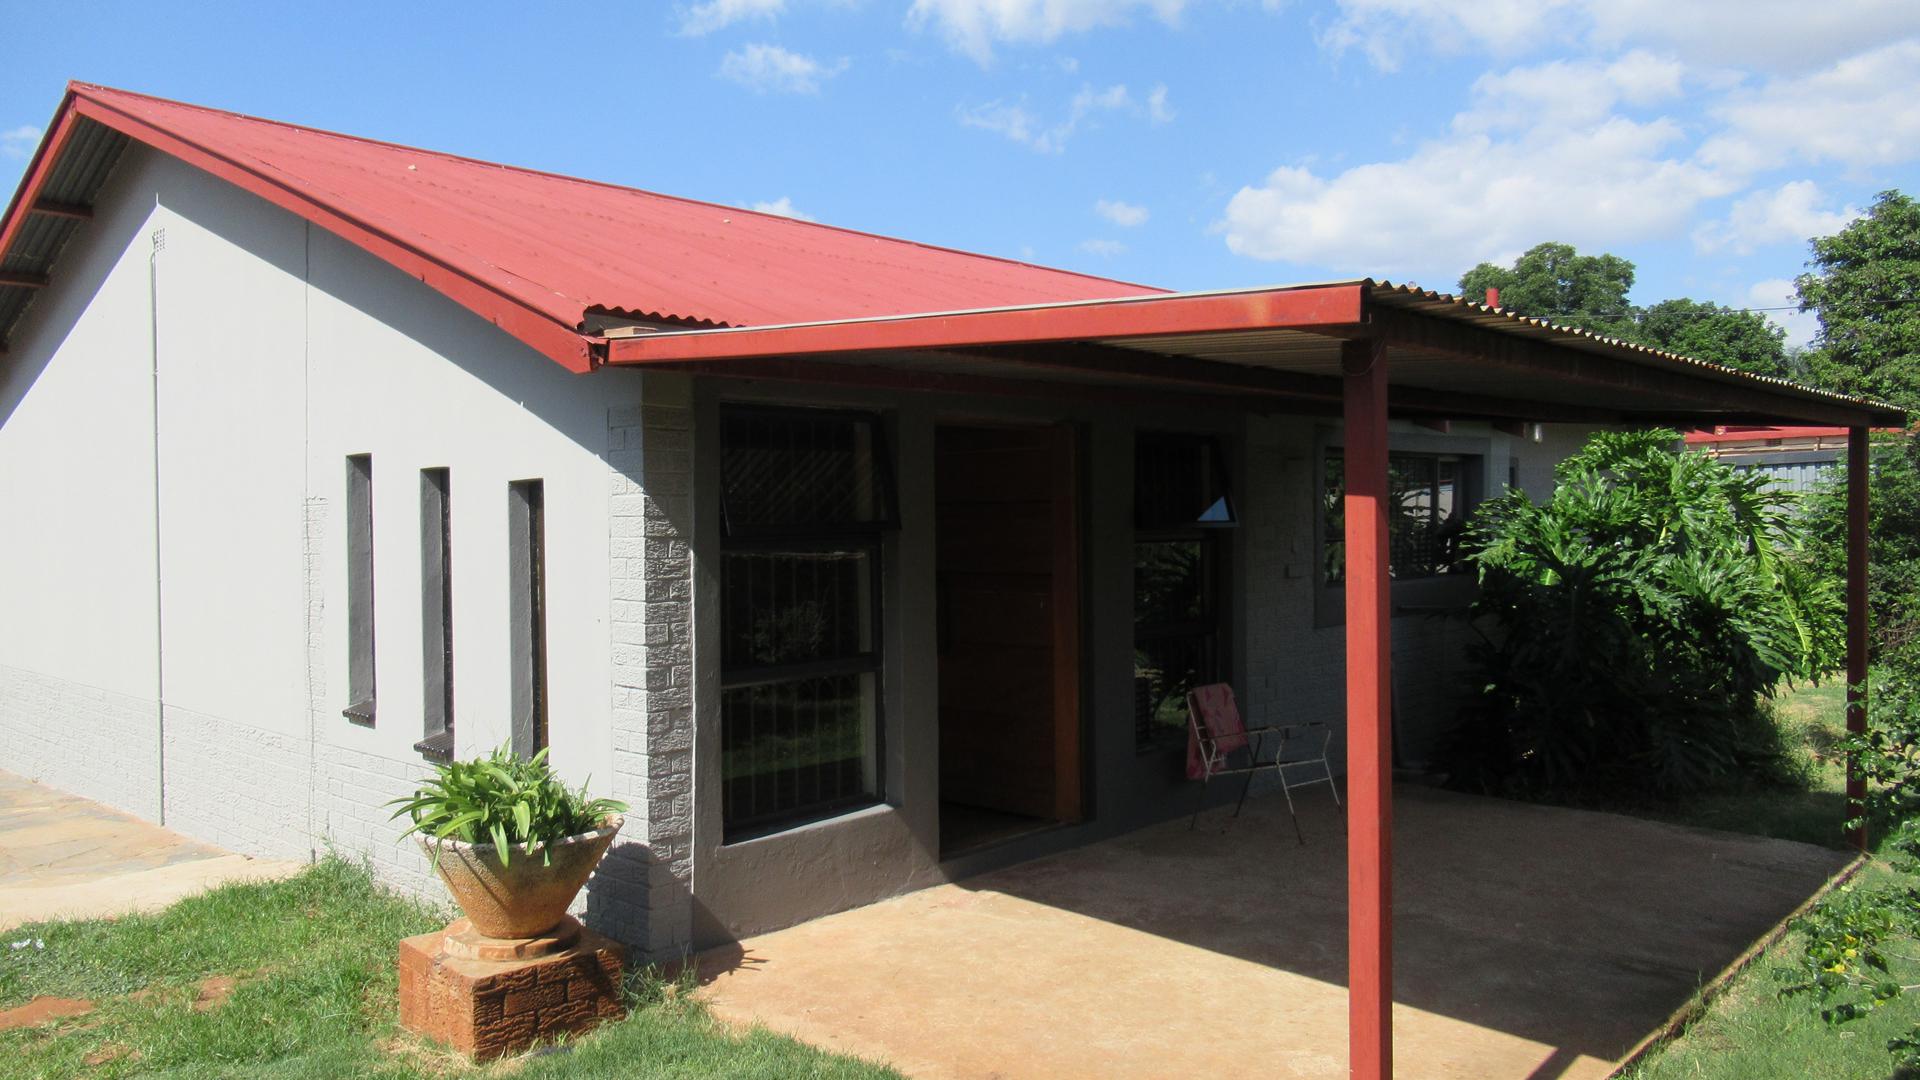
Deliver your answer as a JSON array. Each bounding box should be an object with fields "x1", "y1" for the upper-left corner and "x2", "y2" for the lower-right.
[
  {"x1": 1312, "y1": 429, "x2": 1490, "y2": 628},
  {"x1": 343, "y1": 454, "x2": 376, "y2": 726},
  {"x1": 717, "y1": 404, "x2": 897, "y2": 842},
  {"x1": 508, "y1": 479, "x2": 548, "y2": 759},
  {"x1": 1132, "y1": 431, "x2": 1236, "y2": 752},
  {"x1": 415, "y1": 467, "x2": 454, "y2": 762}
]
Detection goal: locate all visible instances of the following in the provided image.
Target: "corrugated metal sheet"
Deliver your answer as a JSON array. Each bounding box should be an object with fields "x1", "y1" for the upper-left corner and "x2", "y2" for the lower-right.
[
  {"x1": 1364, "y1": 280, "x2": 1900, "y2": 418},
  {"x1": 1742, "y1": 459, "x2": 1839, "y2": 493},
  {"x1": 0, "y1": 83, "x2": 1157, "y2": 351},
  {"x1": 0, "y1": 116, "x2": 131, "y2": 349}
]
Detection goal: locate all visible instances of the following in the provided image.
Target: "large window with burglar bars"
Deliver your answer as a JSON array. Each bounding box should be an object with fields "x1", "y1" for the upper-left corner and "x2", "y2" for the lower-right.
[{"x1": 719, "y1": 406, "x2": 898, "y2": 840}]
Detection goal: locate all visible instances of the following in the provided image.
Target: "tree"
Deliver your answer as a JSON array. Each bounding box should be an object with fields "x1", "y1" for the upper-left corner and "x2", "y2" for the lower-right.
[
  {"x1": 1635, "y1": 298, "x2": 1788, "y2": 377},
  {"x1": 1459, "y1": 242, "x2": 1639, "y2": 339},
  {"x1": 1459, "y1": 243, "x2": 1791, "y2": 376},
  {"x1": 1797, "y1": 190, "x2": 1920, "y2": 411},
  {"x1": 1445, "y1": 429, "x2": 1842, "y2": 800}
]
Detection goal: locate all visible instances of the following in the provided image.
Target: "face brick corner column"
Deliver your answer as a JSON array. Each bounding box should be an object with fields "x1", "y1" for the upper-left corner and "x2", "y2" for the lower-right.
[{"x1": 600, "y1": 374, "x2": 696, "y2": 960}]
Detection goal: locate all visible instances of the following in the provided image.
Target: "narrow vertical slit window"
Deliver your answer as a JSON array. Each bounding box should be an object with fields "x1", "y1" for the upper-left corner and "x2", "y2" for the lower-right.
[
  {"x1": 509, "y1": 479, "x2": 548, "y2": 758},
  {"x1": 416, "y1": 468, "x2": 454, "y2": 762},
  {"x1": 343, "y1": 454, "x2": 376, "y2": 725}
]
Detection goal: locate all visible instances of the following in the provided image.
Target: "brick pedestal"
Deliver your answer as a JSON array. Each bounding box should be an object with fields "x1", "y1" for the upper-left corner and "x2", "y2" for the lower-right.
[{"x1": 398, "y1": 921, "x2": 625, "y2": 1059}]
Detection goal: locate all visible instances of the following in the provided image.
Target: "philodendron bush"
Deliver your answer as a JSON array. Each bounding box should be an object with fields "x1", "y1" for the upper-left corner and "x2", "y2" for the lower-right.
[
  {"x1": 389, "y1": 746, "x2": 627, "y2": 866},
  {"x1": 1446, "y1": 429, "x2": 1844, "y2": 800}
]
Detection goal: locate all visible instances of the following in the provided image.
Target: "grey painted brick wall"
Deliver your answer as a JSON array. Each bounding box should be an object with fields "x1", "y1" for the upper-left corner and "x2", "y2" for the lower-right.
[
  {"x1": 597, "y1": 382, "x2": 697, "y2": 960},
  {"x1": 162, "y1": 704, "x2": 312, "y2": 861},
  {"x1": 0, "y1": 662, "x2": 161, "y2": 820}
]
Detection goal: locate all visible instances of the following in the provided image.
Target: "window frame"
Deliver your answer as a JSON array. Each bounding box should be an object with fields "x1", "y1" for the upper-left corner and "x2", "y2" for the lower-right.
[
  {"x1": 1132, "y1": 431, "x2": 1236, "y2": 752},
  {"x1": 343, "y1": 453, "x2": 376, "y2": 726},
  {"x1": 415, "y1": 467, "x2": 454, "y2": 763},
  {"x1": 717, "y1": 404, "x2": 896, "y2": 842},
  {"x1": 508, "y1": 478, "x2": 548, "y2": 759},
  {"x1": 1313, "y1": 430, "x2": 1489, "y2": 627},
  {"x1": 718, "y1": 404, "x2": 900, "y2": 540}
]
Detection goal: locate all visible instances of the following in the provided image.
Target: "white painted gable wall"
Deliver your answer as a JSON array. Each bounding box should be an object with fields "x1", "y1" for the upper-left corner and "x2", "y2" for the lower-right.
[{"x1": 0, "y1": 145, "x2": 646, "y2": 903}]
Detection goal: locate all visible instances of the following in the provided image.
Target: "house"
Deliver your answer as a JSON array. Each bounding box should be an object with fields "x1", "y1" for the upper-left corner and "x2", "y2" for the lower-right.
[
  {"x1": 1684, "y1": 424, "x2": 1852, "y2": 492},
  {"x1": 0, "y1": 84, "x2": 1897, "y2": 1079}
]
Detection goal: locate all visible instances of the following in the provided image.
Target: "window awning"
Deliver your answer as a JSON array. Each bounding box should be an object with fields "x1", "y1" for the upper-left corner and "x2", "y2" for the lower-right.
[{"x1": 601, "y1": 279, "x2": 1905, "y2": 430}]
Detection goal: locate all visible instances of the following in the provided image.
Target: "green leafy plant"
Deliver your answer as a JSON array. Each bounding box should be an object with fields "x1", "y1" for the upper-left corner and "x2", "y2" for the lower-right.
[
  {"x1": 387, "y1": 745, "x2": 627, "y2": 867},
  {"x1": 1444, "y1": 429, "x2": 1843, "y2": 800}
]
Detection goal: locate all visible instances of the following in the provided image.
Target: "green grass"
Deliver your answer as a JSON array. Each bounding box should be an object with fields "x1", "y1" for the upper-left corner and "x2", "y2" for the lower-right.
[
  {"x1": 1621, "y1": 862, "x2": 1920, "y2": 1080},
  {"x1": 1636, "y1": 681, "x2": 1856, "y2": 849},
  {"x1": 1618, "y1": 682, "x2": 1920, "y2": 1080},
  {"x1": 0, "y1": 859, "x2": 900, "y2": 1080}
]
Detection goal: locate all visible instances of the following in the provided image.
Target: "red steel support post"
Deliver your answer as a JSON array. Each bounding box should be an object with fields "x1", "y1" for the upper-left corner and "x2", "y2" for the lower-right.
[
  {"x1": 1846, "y1": 426, "x2": 1870, "y2": 851},
  {"x1": 1342, "y1": 336, "x2": 1393, "y2": 1080}
]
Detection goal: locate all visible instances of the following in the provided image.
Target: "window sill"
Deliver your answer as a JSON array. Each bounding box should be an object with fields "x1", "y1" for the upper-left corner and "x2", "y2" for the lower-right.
[
  {"x1": 342, "y1": 699, "x2": 376, "y2": 727},
  {"x1": 413, "y1": 730, "x2": 454, "y2": 764}
]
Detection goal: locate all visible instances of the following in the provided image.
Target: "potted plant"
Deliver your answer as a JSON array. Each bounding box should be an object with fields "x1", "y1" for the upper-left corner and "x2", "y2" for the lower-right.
[{"x1": 388, "y1": 746, "x2": 628, "y2": 941}]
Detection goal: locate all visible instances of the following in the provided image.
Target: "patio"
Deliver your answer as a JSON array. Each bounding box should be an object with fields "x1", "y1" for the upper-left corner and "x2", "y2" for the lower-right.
[{"x1": 695, "y1": 786, "x2": 1853, "y2": 1080}]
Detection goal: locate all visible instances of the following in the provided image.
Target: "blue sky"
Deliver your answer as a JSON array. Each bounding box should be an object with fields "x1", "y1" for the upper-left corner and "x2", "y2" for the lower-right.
[{"x1": 4, "y1": 0, "x2": 1917, "y2": 345}]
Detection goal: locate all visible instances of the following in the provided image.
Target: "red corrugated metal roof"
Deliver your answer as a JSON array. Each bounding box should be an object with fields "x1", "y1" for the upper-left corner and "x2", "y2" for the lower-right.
[{"x1": 2, "y1": 83, "x2": 1160, "y2": 369}]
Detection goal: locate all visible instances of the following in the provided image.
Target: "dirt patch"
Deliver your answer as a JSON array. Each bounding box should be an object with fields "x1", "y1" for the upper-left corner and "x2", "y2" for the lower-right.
[
  {"x1": 83, "y1": 1043, "x2": 136, "y2": 1067},
  {"x1": 192, "y1": 975, "x2": 237, "y2": 1011},
  {"x1": 126, "y1": 974, "x2": 242, "y2": 1012},
  {"x1": 0, "y1": 995, "x2": 95, "y2": 1031}
]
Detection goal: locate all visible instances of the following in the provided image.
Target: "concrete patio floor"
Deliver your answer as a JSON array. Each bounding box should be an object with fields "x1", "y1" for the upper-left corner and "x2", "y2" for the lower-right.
[
  {"x1": 0, "y1": 771, "x2": 304, "y2": 931},
  {"x1": 695, "y1": 785, "x2": 1854, "y2": 1080}
]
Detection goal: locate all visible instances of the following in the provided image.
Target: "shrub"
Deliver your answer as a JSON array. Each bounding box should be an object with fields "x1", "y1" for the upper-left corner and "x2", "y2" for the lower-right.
[
  {"x1": 1444, "y1": 429, "x2": 1843, "y2": 800},
  {"x1": 388, "y1": 745, "x2": 627, "y2": 866}
]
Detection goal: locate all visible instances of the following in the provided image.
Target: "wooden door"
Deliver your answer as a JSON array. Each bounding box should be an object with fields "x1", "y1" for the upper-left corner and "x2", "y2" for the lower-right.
[{"x1": 935, "y1": 424, "x2": 1082, "y2": 823}]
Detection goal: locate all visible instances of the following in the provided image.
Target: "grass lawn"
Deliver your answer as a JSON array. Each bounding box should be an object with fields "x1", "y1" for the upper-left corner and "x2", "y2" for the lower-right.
[
  {"x1": 0, "y1": 859, "x2": 901, "y2": 1080},
  {"x1": 1620, "y1": 681, "x2": 1920, "y2": 1080},
  {"x1": 1634, "y1": 681, "x2": 1855, "y2": 850}
]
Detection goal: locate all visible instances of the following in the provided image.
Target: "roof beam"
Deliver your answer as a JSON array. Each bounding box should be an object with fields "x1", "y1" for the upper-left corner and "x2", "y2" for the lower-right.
[
  {"x1": 1366, "y1": 303, "x2": 1901, "y2": 428},
  {"x1": 605, "y1": 285, "x2": 1368, "y2": 365},
  {"x1": 0, "y1": 271, "x2": 50, "y2": 289},
  {"x1": 968, "y1": 341, "x2": 1634, "y2": 424},
  {"x1": 634, "y1": 356, "x2": 1342, "y2": 416},
  {"x1": 30, "y1": 199, "x2": 91, "y2": 221}
]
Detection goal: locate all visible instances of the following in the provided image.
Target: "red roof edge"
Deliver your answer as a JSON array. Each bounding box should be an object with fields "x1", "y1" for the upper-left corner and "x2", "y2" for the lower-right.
[
  {"x1": 0, "y1": 83, "x2": 596, "y2": 372},
  {"x1": 604, "y1": 284, "x2": 1369, "y2": 365}
]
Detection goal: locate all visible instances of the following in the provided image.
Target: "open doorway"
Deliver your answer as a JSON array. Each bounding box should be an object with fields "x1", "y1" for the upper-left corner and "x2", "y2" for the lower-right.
[{"x1": 934, "y1": 423, "x2": 1083, "y2": 858}]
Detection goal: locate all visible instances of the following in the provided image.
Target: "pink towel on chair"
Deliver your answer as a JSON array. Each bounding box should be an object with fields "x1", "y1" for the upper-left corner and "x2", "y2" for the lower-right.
[{"x1": 1186, "y1": 683, "x2": 1249, "y2": 780}]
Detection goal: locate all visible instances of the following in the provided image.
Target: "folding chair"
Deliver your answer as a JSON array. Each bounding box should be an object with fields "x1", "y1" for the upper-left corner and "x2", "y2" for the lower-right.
[{"x1": 1186, "y1": 683, "x2": 1342, "y2": 844}]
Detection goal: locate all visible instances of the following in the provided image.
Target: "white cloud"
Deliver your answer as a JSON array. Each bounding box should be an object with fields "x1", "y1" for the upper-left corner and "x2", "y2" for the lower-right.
[
  {"x1": 749, "y1": 196, "x2": 817, "y2": 221},
  {"x1": 0, "y1": 125, "x2": 38, "y2": 160},
  {"x1": 1454, "y1": 51, "x2": 1683, "y2": 133},
  {"x1": 1221, "y1": 114, "x2": 1731, "y2": 280},
  {"x1": 959, "y1": 81, "x2": 1167, "y2": 152},
  {"x1": 718, "y1": 44, "x2": 848, "y2": 94},
  {"x1": 1699, "y1": 41, "x2": 1920, "y2": 175},
  {"x1": 1321, "y1": 0, "x2": 1920, "y2": 73},
  {"x1": 680, "y1": 0, "x2": 785, "y2": 35},
  {"x1": 909, "y1": 0, "x2": 1191, "y2": 63},
  {"x1": 1146, "y1": 83, "x2": 1174, "y2": 123},
  {"x1": 1585, "y1": 0, "x2": 1920, "y2": 74},
  {"x1": 1319, "y1": 0, "x2": 1573, "y2": 71},
  {"x1": 1080, "y1": 238, "x2": 1128, "y2": 256},
  {"x1": 1094, "y1": 198, "x2": 1149, "y2": 226},
  {"x1": 1746, "y1": 277, "x2": 1820, "y2": 350},
  {"x1": 1694, "y1": 181, "x2": 1859, "y2": 255}
]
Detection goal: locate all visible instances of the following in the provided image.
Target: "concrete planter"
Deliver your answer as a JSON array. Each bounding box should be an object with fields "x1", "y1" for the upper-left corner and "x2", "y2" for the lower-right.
[{"x1": 420, "y1": 816, "x2": 622, "y2": 939}]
